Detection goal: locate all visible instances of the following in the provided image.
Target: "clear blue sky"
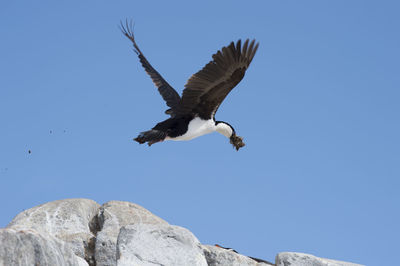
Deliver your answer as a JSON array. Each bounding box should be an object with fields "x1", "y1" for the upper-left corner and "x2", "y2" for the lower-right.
[{"x1": 1, "y1": 1, "x2": 399, "y2": 265}]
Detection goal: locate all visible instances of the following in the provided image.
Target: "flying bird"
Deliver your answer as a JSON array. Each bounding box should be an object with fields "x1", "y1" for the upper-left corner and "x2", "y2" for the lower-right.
[{"x1": 120, "y1": 21, "x2": 259, "y2": 150}]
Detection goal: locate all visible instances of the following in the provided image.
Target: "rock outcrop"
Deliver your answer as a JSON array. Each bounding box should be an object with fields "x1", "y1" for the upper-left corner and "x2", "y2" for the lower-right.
[
  {"x1": 275, "y1": 252, "x2": 363, "y2": 266},
  {"x1": 94, "y1": 201, "x2": 168, "y2": 265},
  {"x1": 7, "y1": 198, "x2": 99, "y2": 264},
  {"x1": 202, "y1": 245, "x2": 270, "y2": 266},
  {"x1": 0, "y1": 199, "x2": 364, "y2": 266},
  {"x1": 117, "y1": 224, "x2": 207, "y2": 266},
  {"x1": 0, "y1": 228, "x2": 87, "y2": 266}
]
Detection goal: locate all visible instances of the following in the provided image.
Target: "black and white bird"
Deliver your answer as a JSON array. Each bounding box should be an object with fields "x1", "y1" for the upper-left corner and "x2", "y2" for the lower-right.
[{"x1": 121, "y1": 22, "x2": 259, "y2": 150}]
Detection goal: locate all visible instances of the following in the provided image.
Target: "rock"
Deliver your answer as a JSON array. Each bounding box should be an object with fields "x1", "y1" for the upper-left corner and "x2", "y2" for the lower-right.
[
  {"x1": 7, "y1": 198, "x2": 100, "y2": 263},
  {"x1": 95, "y1": 200, "x2": 168, "y2": 266},
  {"x1": 202, "y1": 245, "x2": 273, "y2": 266},
  {"x1": 0, "y1": 228, "x2": 88, "y2": 266},
  {"x1": 0, "y1": 199, "x2": 365, "y2": 266},
  {"x1": 116, "y1": 224, "x2": 208, "y2": 266},
  {"x1": 276, "y1": 252, "x2": 364, "y2": 266}
]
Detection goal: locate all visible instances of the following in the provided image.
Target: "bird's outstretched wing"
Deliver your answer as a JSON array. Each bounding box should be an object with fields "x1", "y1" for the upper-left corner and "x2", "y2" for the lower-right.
[
  {"x1": 120, "y1": 21, "x2": 181, "y2": 115},
  {"x1": 178, "y1": 39, "x2": 259, "y2": 119}
]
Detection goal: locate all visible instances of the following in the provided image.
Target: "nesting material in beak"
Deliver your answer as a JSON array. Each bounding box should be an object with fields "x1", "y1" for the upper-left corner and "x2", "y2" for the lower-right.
[{"x1": 230, "y1": 134, "x2": 245, "y2": 151}]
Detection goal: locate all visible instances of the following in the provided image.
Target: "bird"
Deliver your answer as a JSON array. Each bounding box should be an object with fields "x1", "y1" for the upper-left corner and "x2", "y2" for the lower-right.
[{"x1": 120, "y1": 21, "x2": 259, "y2": 150}]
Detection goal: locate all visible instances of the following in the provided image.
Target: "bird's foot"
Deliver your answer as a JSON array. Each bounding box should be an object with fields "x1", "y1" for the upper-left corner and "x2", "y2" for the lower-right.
[{"x1": 230, "y1": 134, "x2": 245, "y2": 151}]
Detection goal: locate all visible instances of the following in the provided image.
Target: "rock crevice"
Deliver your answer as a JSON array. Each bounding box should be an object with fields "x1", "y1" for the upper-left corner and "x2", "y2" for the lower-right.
[{"x1": 86, "y1": 212, "x2": 101, "y2": 266}]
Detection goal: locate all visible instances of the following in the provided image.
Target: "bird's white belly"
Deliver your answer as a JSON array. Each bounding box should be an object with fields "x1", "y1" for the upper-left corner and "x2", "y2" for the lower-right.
[{"x1": 168, "y1": 117, "x2": 216, "y2": 141}]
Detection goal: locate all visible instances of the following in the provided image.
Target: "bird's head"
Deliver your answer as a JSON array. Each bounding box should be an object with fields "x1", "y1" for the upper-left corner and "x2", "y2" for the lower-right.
[{"x1": 216, "y1": 121, "x2": 245, "y2": 151}]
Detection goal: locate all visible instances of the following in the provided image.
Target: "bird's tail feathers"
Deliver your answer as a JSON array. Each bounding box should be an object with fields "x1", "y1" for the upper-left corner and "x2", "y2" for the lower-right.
[{"x1": 134, "y1": 130, "x2": 167, "y2": 146}]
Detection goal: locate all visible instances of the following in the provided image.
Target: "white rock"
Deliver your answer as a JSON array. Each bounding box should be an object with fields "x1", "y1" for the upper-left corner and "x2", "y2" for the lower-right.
[
  {"x1": 276, "y1": 252, "x2": 365, "y2": 266},
  {"x1": 202, "y1": 245, "x2": 273, "y2": 266},
  {"x1": 7, "y1": 198, "x2": 100, "y2": 263},
  {"x1": 0, "y1": 199, "x2": 365, "y2": 266},
  {"x1": 95, "y1": 201, "x2": 168, "y2": 266},
  {"x1": 0, "y1": 228, "x2": 88, "y2": 266},
  {"x1": 116, "y1": 224, "x2": 207, "y2": 266},
  {"x1": 76, "y1": 256, "x2": 91, "y2": 266}
]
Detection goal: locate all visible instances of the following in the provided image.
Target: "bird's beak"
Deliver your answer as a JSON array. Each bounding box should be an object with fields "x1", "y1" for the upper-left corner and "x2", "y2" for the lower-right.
[{"x1": 230, "y1": 134, "x2": 245, "y2": 151}]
